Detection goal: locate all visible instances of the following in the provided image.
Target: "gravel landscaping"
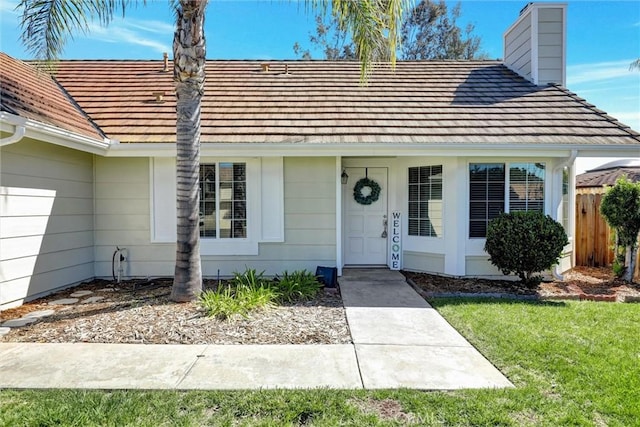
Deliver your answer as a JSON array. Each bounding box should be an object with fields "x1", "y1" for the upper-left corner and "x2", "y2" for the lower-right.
[{"x1": 1, "y1": 267, "x2": 637, "y2": 344}]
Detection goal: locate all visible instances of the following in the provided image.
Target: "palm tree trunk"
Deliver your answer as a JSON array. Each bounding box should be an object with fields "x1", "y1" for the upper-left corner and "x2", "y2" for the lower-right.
[{"x1": 171, "y1": 0, "x2": 208, "y2": 302}]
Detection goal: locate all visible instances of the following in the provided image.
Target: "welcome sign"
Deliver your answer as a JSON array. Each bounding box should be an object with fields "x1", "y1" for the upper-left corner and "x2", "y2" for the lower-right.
[{"x1": 390, "y1": 211, "x2": 402, "y2": 270}]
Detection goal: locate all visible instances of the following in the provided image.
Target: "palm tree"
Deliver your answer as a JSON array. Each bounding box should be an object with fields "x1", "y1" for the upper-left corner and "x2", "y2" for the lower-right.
[{"x1": 17, "y1": 0, "x2": 406, "y2": 301}]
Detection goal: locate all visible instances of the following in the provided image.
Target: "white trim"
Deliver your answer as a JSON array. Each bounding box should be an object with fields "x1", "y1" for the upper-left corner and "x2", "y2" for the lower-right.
[
  {"x1": 445, "y1": 158, "x2": 467, "y2": 276},
  {"x1": 465, "y1": 158, "x2": 553, "y2": 256},
  {"x1": 531, "y1": 6, "x2": 539, "y2": 85},
  {"x1": 503, "y1": 2, "x2": 568, "y2": 38},
  {"x1": 150, "y1": 157, "x2": 177, "y2": 243},
  {"x1": 149, "y1": 157, "x2": 262, "y2": 255},
  {"x1": 102, "y1": 142, "x2": 639, "y2": 159},
  {"x1": 336, "y1": 156, "x2": 343, "y2": 275},
  {"x1": 341, "y1": 160, "x2": 393, "y2": 267},
  {"x1": 561, "y1": 5, "x2": 567, "y2": 87},
  {"x1": 199, "y1": 158, "x2": 260, "y2": 256},
  {"x1": 402, "y1": 160, "x2": 446, "y2": 254},
  {"x1": 260, "y1": 157, "x2": 284, "y2": 242},
  {"x1": 1, "y1": 112, "x2": 111, "y2": 154}
]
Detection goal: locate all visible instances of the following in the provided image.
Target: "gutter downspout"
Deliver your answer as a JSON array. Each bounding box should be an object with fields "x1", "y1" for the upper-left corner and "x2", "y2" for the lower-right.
[
  {"x1": 552, "y1": 149, "x2": 578, "y2": 280},
  {"x1": 0, "y1": 125, "x2": 26, "y2": 146}
]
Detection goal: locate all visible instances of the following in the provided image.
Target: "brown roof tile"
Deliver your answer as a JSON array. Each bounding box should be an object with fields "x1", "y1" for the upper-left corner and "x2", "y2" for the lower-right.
[
  {"x1": 26, "y1": 59, "x2": 640, "y2": 146},
  {"x1": 0, "y1": 53, "x2": 103, "y2": 140}
]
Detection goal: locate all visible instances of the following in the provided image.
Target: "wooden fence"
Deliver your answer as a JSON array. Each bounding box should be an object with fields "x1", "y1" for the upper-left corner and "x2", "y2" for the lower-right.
[{"x1": 575, "y1": 190, "x2": 639, "y2": 280}]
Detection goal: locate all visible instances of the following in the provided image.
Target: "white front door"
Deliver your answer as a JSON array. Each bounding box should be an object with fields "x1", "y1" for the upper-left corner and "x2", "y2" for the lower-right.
[{"x1": 344, "y1": 167, "x2": 388, "y2": 265}]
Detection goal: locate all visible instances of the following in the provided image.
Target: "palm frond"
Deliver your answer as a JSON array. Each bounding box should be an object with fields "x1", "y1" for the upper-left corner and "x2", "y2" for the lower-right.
[
  {"x1": 630, "y1": 59, "x2": 640, "y2": 71},
  {"x1": 312, "y1": 0, "x2": 409, "y2": 81},
  {"x1": 18, "y1": 0, "x2": 146, "y2": 61}
]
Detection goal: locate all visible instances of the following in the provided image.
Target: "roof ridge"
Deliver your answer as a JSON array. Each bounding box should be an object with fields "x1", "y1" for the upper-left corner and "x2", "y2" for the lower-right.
[
  {"x1": 52, "y1": 75, "x2": 107, "y2": 140},
  {"x1": 548, "y1": 83, "x2": 640, "y2": 140}
]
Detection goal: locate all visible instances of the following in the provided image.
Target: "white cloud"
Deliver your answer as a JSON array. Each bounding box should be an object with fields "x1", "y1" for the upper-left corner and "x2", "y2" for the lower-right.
[
  {"x1": 125, "y1": 19, "x2": 175, "y2": 35},
  {"x1": 87, "y1": 19, "x2": 171, "y2": 54},
  {"x1": 567, "y1": 59, "x2": 638, "y2": 86},
  {"x1": 608, "y1": 111, "x2": 640, "y2": 132}
]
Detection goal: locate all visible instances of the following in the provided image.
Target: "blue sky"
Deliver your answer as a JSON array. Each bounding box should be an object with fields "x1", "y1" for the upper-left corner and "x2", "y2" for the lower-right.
[{"x1": 0, "y1": 0, "x2": 638, "y2": 171}]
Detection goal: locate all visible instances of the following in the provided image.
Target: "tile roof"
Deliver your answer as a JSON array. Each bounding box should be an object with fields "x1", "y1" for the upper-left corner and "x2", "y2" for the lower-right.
[
  {"x1": 14, "y1": 58, "x2": 640, "y2": 146},
  {"x1": 0, "y1": 53, "x2": 104, "y2": 140},
  {"x1": 576, "y1": 167, "x2": 640, "y2": 188}
]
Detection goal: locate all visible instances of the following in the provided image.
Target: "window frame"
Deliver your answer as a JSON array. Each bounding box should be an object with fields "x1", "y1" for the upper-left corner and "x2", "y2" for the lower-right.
[
  {"x1": 468, "y1": 161, "x2": 547, "y2": 239},
  {"x1": 199, "y1": 162, "x2": 248, "y2": 240},
  {"x1": 198, "y1": 158, "x2": 259, "y2": 255},
  {"x1": 407, "y1": 165, "x2": 443, "y2": 238},
  {"x1": 151, "y1": 157, "x2": 284, "y2": 256}
]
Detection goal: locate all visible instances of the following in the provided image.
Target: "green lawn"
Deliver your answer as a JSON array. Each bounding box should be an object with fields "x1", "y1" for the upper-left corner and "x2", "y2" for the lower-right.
[{"x1": 1, "y1": 299, "x2": 638, "y2": 426}]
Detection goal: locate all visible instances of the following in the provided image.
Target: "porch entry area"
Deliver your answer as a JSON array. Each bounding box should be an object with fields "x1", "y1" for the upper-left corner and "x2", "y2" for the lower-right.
[{"x1": 343, "y1": 167, "x2": 388, "y2": 266}]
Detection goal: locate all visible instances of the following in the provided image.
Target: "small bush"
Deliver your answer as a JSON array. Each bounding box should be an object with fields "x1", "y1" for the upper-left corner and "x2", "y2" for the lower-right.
[
  {"x1": 485, "y1": 211, "x2": 568, "y2": 287},
  {"x1": 273, "y1": 270, "x2": 322, "y2": 303}
]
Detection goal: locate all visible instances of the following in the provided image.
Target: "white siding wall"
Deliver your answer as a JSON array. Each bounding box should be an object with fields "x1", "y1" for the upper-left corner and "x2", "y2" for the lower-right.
[
  {"x1": 537, "y1": 7, "x2": 565, "y2": 86},
  {"x1": 504, "y1": 12, "x2": 532, "y2": 81},
  {"x1": 0, "y1": 139, "x2": 94, "y2": 308},
  {"x1": 504, "y1": 4, "x2": 566, "y2": 86},
  {"x1": 93, "y1": 156, "x2": 336, "y2": 278},
  {"x1": 198, "y1": 156, "x2": 336, "y2": 274},
  {"x1": 403, "y1": 252, "x2": 445, "y2": 274},
  {"x1": 94, "y1": 156, "x2": 153, "y2": 278}
]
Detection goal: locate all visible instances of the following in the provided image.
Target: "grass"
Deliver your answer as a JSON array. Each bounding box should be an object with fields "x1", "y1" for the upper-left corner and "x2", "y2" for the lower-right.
[{"x1": 2, "y1": 299, "x2": 638, "y2": 426}]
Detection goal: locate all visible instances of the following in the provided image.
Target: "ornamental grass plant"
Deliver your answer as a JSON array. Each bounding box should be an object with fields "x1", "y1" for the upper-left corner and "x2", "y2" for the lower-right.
[
  {"x1": 272, "y1": 270, "x2": 322, "y2": 303},
  {"x1": 199, "y1": 268, "x2": 323, "y2": 319}
]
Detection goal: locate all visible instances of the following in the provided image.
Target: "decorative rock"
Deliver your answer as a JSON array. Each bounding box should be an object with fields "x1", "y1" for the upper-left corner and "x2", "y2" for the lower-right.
[
  {"x1": 81, "y1": 296, "x2": 106, "y2": 304},
  {"x1": 70, "y1": 290, "x2": 94, "y2": 297},
  {"x1": 23, "y1": 309, "x2": 56, "y2": 319},
  {"x1": 1, "y1": 317, "x2": 38, "y2": 328},
  {"x1": 0, "y1": 327, "x2": 10, "y2": 336},
  {"x1": 48, "y1": 298, "x2": 79, "y2": 305},
  {"x1": 98, "y1": 288, "x2": 119, "y2": 292}
]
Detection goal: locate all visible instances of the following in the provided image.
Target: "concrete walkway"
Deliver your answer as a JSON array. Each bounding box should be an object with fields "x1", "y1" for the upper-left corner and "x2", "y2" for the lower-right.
[
  {"x1": 340, "y1": 269, "x2": 512, "y2": 389},
  {"x1": 0, "y1": 269, "x2": 512, "y2": 390}
]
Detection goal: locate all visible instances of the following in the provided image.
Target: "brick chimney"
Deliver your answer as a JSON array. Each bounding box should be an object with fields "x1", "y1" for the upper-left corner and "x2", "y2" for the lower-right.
[{"x1": 503, "y1": 3, "x2": 567, "y2": 86}]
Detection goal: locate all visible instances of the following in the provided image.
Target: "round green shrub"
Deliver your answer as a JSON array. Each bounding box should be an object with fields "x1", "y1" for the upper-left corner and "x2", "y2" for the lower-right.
[{"x1": 484, "y1": 211, "x2": 568, "y2": 287}]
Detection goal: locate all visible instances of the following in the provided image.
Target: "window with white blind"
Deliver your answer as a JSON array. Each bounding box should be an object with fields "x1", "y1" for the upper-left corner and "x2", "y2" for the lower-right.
[
  {"x1": 469, "y1": 162, "x2": 545, "y2": 238},
  {"x1": 469, "y1": 163, "x2": 505, "y2": 238},
  {"x1": 199, "y1": 162, "x2": 247, "y2": 239},
  {"x1": 509, "y1": 163, "x2": 545, "y2": 212},
  {"x1": 408, "y1": 165, "x2": 443, "y2": 237}
]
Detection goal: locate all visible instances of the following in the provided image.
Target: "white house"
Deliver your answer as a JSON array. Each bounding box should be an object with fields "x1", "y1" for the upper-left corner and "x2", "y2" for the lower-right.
[{"x1": 2, "y1": 3, "x2": 639, "y2": 309}]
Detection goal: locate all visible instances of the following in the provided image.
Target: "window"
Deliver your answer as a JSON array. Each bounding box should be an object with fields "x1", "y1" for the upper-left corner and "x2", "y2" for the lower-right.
[
  {"x1": 469, "y1": 164, "x2": 505, "y2": 238},
  {"x1": 199, "y1": 162, "x2": 246, "y2": 239},
  {"x1": 469, "y1": 162, "x2": 545, "y2": 238},
  {"x1": 408, "y1": 165, "x2": 443, "y2": 237},
  {"x1": 509, "y1": 163, "x2": 545, "y2": 212}
]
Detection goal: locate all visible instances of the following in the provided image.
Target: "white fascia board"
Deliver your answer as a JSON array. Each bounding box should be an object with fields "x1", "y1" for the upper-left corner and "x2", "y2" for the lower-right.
[
  {"x1": 106, "y1": 142, "x2": 177, "y2": 157},
  {"x1": 575, "y1": 148, "x2": 640, "y2": 157},
  {"x1": 103, "y1": 142, "x2": 639, "y2": 158},
  {"x1": 0, "y1": 112, "x2": 111, "y2": 155}
]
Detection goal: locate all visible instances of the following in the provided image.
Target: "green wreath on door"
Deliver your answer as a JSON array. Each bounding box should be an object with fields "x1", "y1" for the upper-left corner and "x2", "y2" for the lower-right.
[{"x1": 353, "y1": 177, "x2": 381, "y2": 205}]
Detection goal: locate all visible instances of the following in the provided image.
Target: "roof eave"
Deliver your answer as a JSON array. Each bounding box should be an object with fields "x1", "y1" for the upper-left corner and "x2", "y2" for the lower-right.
[
  {"x1": 103, "y1": 141, "x2": 640, "y2": 158},
  {"x1": 1, "y1": 112, "x2": 112, "y2": 155}
]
